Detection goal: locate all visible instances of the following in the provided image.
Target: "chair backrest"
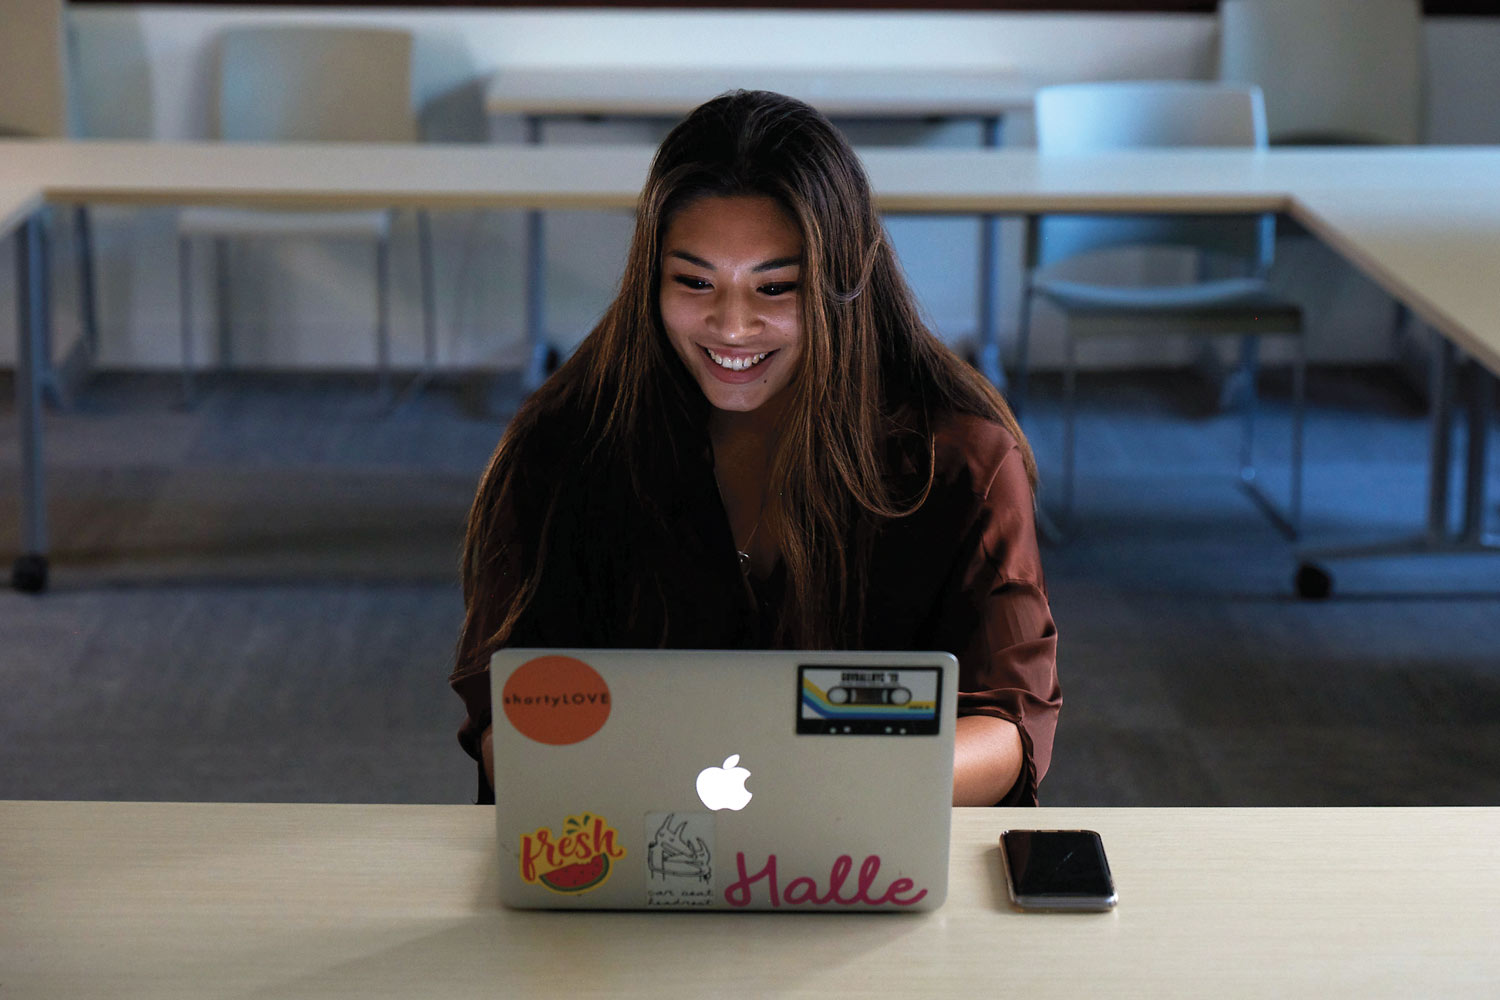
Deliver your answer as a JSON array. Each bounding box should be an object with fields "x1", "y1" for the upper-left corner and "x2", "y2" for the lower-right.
[
  {"x1": 1031, "y1": 81, "x2": 1272, "y2": 270},
  {"x1": 217, "y1": 26, "x2": 415, "y2": 143},
  {"x1": 0, "y1": 0, "x2": 69, "y2": 138},
  {"x1": 1219, "y1": 0, "x2": 1423, "y2": 146}
]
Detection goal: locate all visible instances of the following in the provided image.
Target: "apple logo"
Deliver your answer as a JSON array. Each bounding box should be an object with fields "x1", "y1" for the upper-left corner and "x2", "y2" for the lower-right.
[{"x1": 695, "y1": 754, "x2": 753, "y2": 811}]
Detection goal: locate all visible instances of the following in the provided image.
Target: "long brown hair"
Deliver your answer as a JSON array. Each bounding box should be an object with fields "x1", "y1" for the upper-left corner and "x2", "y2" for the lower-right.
[{"x1": 457, "y1": 90, "x2": 1034, "y2": 672}]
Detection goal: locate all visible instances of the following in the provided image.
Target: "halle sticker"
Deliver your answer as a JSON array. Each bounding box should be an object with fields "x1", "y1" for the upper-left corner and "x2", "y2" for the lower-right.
[
  {"x1": 520, "y1": 813, "x2": 627, "y2": 894},
  {"x1": 502, "y1": 655, "x2": 611, "y2": 745}
]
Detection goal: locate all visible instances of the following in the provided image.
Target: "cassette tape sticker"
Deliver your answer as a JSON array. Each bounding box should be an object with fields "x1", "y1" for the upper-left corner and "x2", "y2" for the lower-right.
[{"x1": 797, "y1": 665, "x2": 942, "y2": 735}]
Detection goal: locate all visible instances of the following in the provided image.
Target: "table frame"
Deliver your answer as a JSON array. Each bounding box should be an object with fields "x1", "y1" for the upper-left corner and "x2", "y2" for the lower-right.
[{"x1": 5, "y1": 142, "x2": 1498, "y2": 594}]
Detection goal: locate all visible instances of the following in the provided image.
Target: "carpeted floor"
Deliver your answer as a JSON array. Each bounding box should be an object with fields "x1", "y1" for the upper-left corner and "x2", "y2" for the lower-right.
[{"x1": 1, "y1": 367, "x2": 1497, "y2": 805}]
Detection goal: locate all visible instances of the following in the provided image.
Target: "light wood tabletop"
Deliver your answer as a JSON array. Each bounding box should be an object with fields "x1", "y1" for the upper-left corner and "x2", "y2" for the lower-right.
[
  {"x1": 1292, "y1": 187, "x2": 1500, "y2": 375},
  {"x1": 484, "y1": 66, "x2": 1037, "y2": 118},
  {"x1": 0, "y1": 183, "x2": 43, "y2": 237},
  {"x1": 2, "y1": 801, "x2": 1497, "y2": 999},
  {"x1": 4, "y1": 140, "x2": 1499, "y2": 592},
  {"x1": 4, "y1": 141, "x2": 1496, "y2": 369}
]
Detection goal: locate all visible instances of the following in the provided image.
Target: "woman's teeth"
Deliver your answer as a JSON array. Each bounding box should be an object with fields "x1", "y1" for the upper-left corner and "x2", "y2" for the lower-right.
[{"x1": 706, "y1": 348, "x2": 769, "y2": 372}]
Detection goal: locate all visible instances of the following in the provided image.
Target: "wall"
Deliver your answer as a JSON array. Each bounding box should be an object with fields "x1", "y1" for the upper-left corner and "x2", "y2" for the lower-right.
[{"x1": 2, "y1": 5, "x2": 1497, "y2": 373}]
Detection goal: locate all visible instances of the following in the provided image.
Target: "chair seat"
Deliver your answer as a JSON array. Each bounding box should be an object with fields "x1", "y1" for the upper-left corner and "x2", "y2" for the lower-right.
[
  {"x1": 1034, "y1": 276, "x2": 1280, "y2": 309},
  {"x1": 1033, "y1": 276, "x2": 1303, "y2": 336},
  {"x1": 178, "y1": 207, "x2": 392, "y2": 239}
]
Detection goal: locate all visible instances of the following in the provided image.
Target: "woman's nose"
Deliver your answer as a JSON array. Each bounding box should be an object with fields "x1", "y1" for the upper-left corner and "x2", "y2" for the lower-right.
[{"x1": 711, "y1": 291, "x2": 758, "y2": 340}]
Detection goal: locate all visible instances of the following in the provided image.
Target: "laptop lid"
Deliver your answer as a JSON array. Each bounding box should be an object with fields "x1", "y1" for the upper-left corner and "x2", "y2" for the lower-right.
[{"x1": 490, "y1": 648, "x2": 958, "y2": 912}]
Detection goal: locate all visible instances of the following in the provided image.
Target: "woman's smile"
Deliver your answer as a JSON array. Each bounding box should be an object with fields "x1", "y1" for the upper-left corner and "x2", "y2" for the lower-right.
[{"x1": 705, "y1": 347, "x2": 772, "y2": 372}]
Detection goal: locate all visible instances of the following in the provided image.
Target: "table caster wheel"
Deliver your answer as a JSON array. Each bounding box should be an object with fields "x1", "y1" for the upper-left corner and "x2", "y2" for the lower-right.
[
  {"x1": 11, "y1": 554, "x2": 49, "y2": 593},
  {"x1": 1295, "y1": 562, "x2": 1331, "y2": 600}
]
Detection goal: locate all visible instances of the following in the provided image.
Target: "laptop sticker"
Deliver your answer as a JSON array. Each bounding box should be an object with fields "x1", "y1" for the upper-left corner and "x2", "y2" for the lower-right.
[
  {"x1": 797, "y1": 665, "x2": 942, "y2": 735},
  {"x1": 502, "y1": 654, "x2": 611, "y2": 745},
  {"x1": 519, "y1": 813, "x2": 627, "y2": 894},
  {"x1": 724, "y1": 853, "x2": 929, "y2": 909},
  {"x1": 645, "y1": 812, "x2": 716, "y2": 908}
]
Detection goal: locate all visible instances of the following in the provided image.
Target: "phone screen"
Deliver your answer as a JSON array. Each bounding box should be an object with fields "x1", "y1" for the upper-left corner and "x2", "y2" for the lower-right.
[{"x1": 1001, "y1": 829, "x2": 1116, "y2": 911}]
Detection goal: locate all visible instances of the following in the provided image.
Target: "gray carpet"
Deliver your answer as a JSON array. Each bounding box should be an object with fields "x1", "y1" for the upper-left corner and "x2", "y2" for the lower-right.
[{"x1": 1, "y1": 367, "x2": 1497, "y2": 805}]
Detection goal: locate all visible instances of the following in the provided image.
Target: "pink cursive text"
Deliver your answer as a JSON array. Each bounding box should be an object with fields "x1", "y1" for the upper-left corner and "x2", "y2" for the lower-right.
[{"x1": 723, "y1": 853, "x2": 928, "y2": 908}]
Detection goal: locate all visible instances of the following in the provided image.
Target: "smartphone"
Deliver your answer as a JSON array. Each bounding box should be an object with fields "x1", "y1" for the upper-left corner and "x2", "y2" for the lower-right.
[{"x1": 1000, "y1": 829, "x2": 1117, "y2": 912}]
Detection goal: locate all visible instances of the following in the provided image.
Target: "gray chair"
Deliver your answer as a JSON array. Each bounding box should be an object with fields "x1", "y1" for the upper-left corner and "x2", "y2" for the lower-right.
[
  {"x1": 1013, "y1": 81, "x2": 1305, "y2": 539},
  {"x1": 1220, "y1": 0, "x2": 1425, "y2": 404},
  {"x1": 177, "y1": 25, "x2": 436, "y2": 405},
  {"x1": 1219, "y1": 0, "x2": 1423, "y2": 146}
]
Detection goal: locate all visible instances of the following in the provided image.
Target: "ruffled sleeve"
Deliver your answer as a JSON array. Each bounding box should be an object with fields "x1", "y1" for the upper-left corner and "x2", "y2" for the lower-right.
[{"x1": 924, "y1": 416, "x2": 1061, "y2": 805}]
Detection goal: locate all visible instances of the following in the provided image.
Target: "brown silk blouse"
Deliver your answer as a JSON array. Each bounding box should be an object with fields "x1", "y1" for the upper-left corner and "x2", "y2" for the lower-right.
[{"x1": 449, "y1": 410, "x2": 1061, "y2": 806}]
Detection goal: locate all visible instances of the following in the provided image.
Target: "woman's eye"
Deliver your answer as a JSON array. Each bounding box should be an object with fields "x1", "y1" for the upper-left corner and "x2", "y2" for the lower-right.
[
  {"x1": 760, "y1": 282, "x2": 798, "y2": 297},
  {"x1": 673, "y1": 275, "x2": 711, "y2": 291}
]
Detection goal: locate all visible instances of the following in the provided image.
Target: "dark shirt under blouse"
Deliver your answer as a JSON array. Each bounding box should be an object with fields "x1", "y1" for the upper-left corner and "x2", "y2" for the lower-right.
[{"x1": 449, "y1": 410, "x2": 1061, "y2": 806}]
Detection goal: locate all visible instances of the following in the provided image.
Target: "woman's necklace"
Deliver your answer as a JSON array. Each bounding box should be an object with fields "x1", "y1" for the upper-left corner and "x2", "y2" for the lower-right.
[
  {"x1": 713, "y1": 463, "x2": 767, "y2": 577},
  {"x1": 734, "y1": 516, "x2": 763, "y2": 575}
]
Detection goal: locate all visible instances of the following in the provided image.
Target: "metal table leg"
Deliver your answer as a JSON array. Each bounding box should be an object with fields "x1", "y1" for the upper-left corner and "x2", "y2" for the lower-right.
[
  {"x1": 975, "y1": 114, "x2": 1008, "y2": 392},
  {"x1": 1294, "y1": 336, "x2": 1499, "y2": 598},
  {"x1": 522, "y1": 114, "x2": 552, "y2": 392},
  {"x1": 1459, "y1": 358, "x2": 1494, "y2": 547},
  {"x1": 12, "y1": 211, "x2": 50, "y2": 592}
]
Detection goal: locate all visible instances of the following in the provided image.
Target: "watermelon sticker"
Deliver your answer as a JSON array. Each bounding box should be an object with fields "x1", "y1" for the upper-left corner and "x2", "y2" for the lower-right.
[{"x1": 520, "y1": 813, "x2": 627, "y2": 895}]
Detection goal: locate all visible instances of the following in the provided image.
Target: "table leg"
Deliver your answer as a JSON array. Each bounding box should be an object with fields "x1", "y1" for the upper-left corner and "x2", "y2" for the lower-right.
[
  {"x1": 1425, "y1": 336, "x2": 1454, "y2": 543},
  {"x1": 975, "y1": 114, "x2": 1007, "y2": 392},
  {"x1": 522, "y1": 114, "x2": 551, "y2": 392},
  {"x1": 13, "y1": 212, "x2": 50, "y2": 593},
  {"x1": 1294, "y1": 333, "x2": 1499, "y2": 598},
  {"x1": 1459, "y1": 362, "x2": 1493, "y2": 546}
]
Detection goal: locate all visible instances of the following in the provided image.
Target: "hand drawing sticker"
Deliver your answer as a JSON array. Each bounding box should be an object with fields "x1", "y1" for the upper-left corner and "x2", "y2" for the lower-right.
[{"x1": 645, "y1": 811, "x2": 716, "y2": 908}]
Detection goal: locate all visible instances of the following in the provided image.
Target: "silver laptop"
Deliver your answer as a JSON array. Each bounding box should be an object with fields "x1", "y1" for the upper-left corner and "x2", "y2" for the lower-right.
[{"x1": 490, "y1": 648, "x2": 957, "y2": 911}]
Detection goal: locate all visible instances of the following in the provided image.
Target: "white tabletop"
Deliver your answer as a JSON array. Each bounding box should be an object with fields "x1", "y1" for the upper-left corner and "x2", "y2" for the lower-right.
[
  {"x1": 485, "y1": 66, "x2": 1037, "y2": 118},
  {"x1": 1292, "y1": 188, "x2": 1500, "y2": 375},
  {"x1": 0, "y1": 182, "x2": 43, "y2": 237},
  {"x1": 2, "y1": 140, "x2": 1498, "y2": 373},
  {"x1": 2, "y1": 801, "x2": 1497, "y2": 999}
]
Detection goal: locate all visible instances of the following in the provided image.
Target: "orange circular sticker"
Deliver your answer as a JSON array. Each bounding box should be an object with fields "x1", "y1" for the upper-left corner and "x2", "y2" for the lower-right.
[{"x1": 501, "y1": 655, "x2": 611, "y2": 745}]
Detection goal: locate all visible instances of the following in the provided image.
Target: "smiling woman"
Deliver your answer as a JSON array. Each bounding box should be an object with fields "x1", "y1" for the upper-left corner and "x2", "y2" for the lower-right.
[
  {"x1": 450, "y1": 90, "x2": 1061, "y2": 810},
  {"x1": 658, "y1": 195, "x2": 806, "y2": 418}
]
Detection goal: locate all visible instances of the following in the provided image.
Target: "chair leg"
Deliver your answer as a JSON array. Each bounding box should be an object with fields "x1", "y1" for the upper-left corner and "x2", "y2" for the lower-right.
[
  {"x1": 179, "y1": 234, "x2": 196, "y2": 408},
  {"x1": 1011, "y1": 283, "x2": 1035, "y2": 422},
  {"x1": 1238, "y1": 333, "x2": 1304, "y2": 541},
  {"x1": 375, "y1": 223, "x2": 393, "y2": 405},
  {"x1": 214, "y1": 238, "x2": 233, "y2": 373},
  {"x1": 1289, "y1": 334, "x2": 1307, "y2": 537},
  {"x1": 1238, "y1": 335, "x2": 1260, "y2": 476},
  {"x1": 1060, "y1": 329, "x2": 1078, "y2": 529},
  {"x1": 417, "y1": 209, "x2": 437, "y2": 374}
]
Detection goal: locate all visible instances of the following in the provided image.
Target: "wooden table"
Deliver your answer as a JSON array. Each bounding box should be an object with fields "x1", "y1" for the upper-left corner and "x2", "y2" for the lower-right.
[
  {"x1": 0, "y1": 184, "x2": 43, "y2": 235},
  {"x1": 485, "y1": 66, "x2": 1036, "y2": 119},
  {"x1": 4, "y1": 142, "x2": 1499, "y2": 591},
  {"x1": 2, "y1": 801, "x2": 1497, "y2": 998}
]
